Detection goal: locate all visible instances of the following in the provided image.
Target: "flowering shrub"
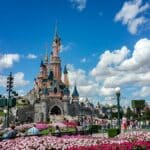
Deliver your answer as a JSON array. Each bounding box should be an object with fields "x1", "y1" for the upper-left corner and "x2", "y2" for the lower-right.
[
  {"x1": 0, "y1": 131, "x2": 149, "y2": 149},
  {"x1": 35, "y1": 123, "x2": 50, "y2": 130}
]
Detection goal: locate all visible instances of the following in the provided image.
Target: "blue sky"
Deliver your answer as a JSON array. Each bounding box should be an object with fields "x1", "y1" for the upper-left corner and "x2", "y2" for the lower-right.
[{"x1": 0, "y1": 0, "x2": 150, "y2": 106}]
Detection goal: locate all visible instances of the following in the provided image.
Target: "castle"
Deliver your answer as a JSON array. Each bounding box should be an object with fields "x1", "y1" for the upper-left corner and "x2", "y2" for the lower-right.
[{"x1": 25, "y1": 27, "x2": 80, "y2": 122}]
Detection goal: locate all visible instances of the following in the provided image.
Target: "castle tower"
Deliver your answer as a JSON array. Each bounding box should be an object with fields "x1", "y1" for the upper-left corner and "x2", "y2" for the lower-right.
[
  {"x1": 52, "y1": 25, "x2": 61, "y2": 57},
  {"x1": 72, "y1": 84, "x2": 79, "y2": 102},
  {"x1": 63, "y1": 65, "x2": 69, "y2": 87},
  {"x1": 49, "y1": 25, "x2": 61, "y2": 81},
  {"x1": 39, "y1": 60, "x2": 47, "y2": 78}
]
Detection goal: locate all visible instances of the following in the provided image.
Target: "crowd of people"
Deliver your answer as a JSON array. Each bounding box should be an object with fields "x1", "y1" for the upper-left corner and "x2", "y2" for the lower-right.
[{"x1": 0, "y1": 116, "x2": 149, "y2": 140}]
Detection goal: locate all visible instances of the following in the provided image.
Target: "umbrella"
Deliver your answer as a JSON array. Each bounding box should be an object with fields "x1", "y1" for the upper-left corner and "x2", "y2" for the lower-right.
[{"x1": 27, "y1": 127, "x2": 40, "y2": 135}]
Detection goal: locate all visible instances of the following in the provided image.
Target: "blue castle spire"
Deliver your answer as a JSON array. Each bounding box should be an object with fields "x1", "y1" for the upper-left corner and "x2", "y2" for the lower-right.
[{"x1": 72, "y1": 84, "x2": 79, "y2": 97}]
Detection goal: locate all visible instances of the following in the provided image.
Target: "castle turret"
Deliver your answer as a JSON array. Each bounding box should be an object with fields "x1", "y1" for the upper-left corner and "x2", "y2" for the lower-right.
[
  {"x1": 72, "y1": 84, "x2": 79, "y2": 101},
  {"x1": 49, "y1": 25, "x2": 62, "y2": 81},
  {"x1": 39, "y1": 60, "x2": 44, "y2": 76},
  {"x1": 52, "y1": 25, "x2": 61, "y2": 57},
  {"x1": 40, "y1": 60, "x2": 47, "y2": 78},
  {"x1": 63, "y1": 65, "x2": 69, "y2": 88}
]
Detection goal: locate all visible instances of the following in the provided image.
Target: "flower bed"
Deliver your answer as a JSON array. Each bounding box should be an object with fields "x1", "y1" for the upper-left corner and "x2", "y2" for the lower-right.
[{"x1": 0, "y1": 131, "x2": 149, "y2": 150}]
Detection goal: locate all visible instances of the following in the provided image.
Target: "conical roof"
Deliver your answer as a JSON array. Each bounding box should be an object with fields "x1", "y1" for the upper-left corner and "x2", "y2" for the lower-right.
[
  {"x1": 72, "y1": 84, "x2": 79, "y2": 97},
  {"x1": 63, "y1": 65, "x2": 68, "y2": 74}
]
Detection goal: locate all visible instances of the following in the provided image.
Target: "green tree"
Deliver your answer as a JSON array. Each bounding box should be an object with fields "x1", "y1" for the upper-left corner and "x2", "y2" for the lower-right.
[
  {"x1": 131, "y1": 100, "x2": 145, "y2": 114},
  {"x1": 125, "y1": 106, "x2": 133, "y2": 119}
]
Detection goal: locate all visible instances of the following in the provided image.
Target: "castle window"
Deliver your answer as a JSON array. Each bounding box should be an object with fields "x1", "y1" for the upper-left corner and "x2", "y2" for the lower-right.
[{"x1": 54, "y1": 87, "x2": 57, "y2": 94}]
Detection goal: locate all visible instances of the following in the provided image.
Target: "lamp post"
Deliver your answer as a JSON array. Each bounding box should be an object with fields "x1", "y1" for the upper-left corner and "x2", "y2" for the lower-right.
[
  {"x1": 115, "y1": 87, "x2": 121, "y2": 130},
  {"x1": 6, "y1": 72, "x2": 14, "y2": 128},
  {"x1": 3, "y1": 109, "x2": 7, "y2": 128}
]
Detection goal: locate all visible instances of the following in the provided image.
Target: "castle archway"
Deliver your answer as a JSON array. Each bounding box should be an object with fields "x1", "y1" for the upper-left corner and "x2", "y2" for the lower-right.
[{"x1": 50, "y1": 106, "x2": 61, "y2": 115}]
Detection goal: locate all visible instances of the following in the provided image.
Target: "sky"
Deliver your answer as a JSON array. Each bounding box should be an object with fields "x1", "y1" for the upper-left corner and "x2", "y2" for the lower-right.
[{"x1": 0, "y1": 0, "x2": 150, "y2": 107}]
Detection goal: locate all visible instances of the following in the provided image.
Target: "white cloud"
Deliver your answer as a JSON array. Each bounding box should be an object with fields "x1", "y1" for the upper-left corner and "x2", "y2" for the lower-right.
[
  {"x1": 80, "y1": 57, "x2": 87, "y2": 63},
  {"x1": 67, "y1": 64, "x2": 100, "y2": 97},
  {"x1": 115, "y1": 0, "x2": 150, "y2": 34},
  {"x1": 133, "y1": 86, "x2": 150, "y2": 97},
  {"x1": 60, "y1": 43, "x2": 73, "y2": 53},
  {"x1": 17, "y1": 89, "x2": 26, "y2": 96},
  {"x1": 140, "y1": 86, "x2": 150, "y2": 97},
  {"x1": 0, "y1": 75, "x2": 7, "y2": 87},
  {"x1": 128, "y1": 17, "x2": 146, "y2": 34},
  {"x1": 91, "y1": 46, "x2": 129, "y2": 78},
  {"x1": 0, "y1": 72, "x2": 29, "y2": 87},
  {"x1": 63, "y1": 38, "x2": 150, "y2": 107},
  {"x1": 119, "y1": 38, "x2": 150, "y2": 71},
  {"x1": 100, "y1": 87, "x2": 115, "y2": 96},
  {"x1": 14, "y1": 72, "x2": 29, "y2": 87},
  {"x1": 27, "y1": 54, "x2": 37, "y2": 59},
  {"x1": 70, "y1": 0, "x2": 87, "y2": 11},
  {"x1": 90, "y1": 38, "x2": 150, "y2": 100},
  {"x1": 0, "y1": 54, "x2": 20, "y2": 70}
]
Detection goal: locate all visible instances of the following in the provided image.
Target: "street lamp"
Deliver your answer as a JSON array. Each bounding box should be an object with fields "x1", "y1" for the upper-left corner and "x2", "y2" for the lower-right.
[
  {"x1": 115, "y1": 87, "x2": 121, "y2": 130},
  {"x1": 3, "y1": 109, "x2": 7, "y2": 128}
]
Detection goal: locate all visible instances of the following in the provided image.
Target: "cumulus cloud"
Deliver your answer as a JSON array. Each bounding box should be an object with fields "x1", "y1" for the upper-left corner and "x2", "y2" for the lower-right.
[
  {"x1": 0, "y1": 54, "x2": 20, "y2": 70},
  {"x1": 90, "y1": 38, "x2": 150, "y2": 100},
  {"x1": 91, "y1": 46, "x2": 129, "y2": 79},
  {"x1": 67, "y1": 64, "x2": 100, "y2": 97},
  {"x1": 0, "y1": 72, "x2": 29, "y2": 87},
  {"x1": 62, "y1": 38, "x2": 150, "y2": 106},
  {"x1": 14, "y1": 72, "x2": 30, "y2": 87},
  {"x1": 70, "y1": 0, "x2": 87, "y2": 11},
  {"x1": 27, "y1": 54, "x2": 37, "y2": 59},
  {"x1": 119, "y1": 38, "x2": 150, "y2": 71},
  {"x1": 133, "y1": 86, "x2": 150, "y2": 98},
  {"x1": 17, "y1": 89, "x2": 26, "y2": 96},
  {"x1": 115, "y1": 0, "x2": 150, "y2": 34}
]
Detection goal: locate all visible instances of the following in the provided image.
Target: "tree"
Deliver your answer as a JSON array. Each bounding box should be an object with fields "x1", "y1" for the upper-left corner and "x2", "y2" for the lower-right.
[
  {"x1": 125, "y1": 106, "x2": 133, "y2": 119},
  {"x1": 131, "y1": 100, "x2": 145, "y2": 113}
]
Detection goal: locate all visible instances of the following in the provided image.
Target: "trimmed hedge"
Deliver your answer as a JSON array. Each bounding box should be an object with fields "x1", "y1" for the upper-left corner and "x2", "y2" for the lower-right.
[
  {"x1": 88, "y1": 125, "x2": 101, "y2": 133},
  {"x1": 108, "y1": 128, "x2": 120, "y2": 138}
]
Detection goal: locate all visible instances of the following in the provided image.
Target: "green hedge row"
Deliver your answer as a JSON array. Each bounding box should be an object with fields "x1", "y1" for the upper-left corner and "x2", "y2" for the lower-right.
[{"x1": 108, "y1": 128, "x2": 120, "y2": 138}]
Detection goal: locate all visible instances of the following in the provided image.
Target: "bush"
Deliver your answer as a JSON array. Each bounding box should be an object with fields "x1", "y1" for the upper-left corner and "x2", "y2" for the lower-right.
[
  {"x1": 132, "y1": 145, "x2": 147, "y2": 150},
  {"x1": 88, "y1": 125, "x2": 100, "y2": 133},
  {"x1": 108, "y1": 128, "x2": 120, "y2": 138}
]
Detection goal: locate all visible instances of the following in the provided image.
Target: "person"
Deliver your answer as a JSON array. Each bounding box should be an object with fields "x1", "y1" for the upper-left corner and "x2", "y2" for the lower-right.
[
  {"x1": 55, "y1": 125, "x2": 61, "y2": 137},
  {"x1": 26, "y1": 124, "x2": 39, "y2": 135},
  {"x1": 75, "y1": 126, "x2": 78, "y2": 135},
  {"x1": 3, "y1": 124, "x2": 17, "y2": 139},
  {"x1": 121, "y1": 117, "x2": 127, "y2": 133}
]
